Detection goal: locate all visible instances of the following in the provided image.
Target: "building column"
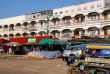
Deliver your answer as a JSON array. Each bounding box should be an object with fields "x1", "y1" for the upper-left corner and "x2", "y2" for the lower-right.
[
  {"x1": 48, "y1": 21, "x2": 50, "y2": 35},
  {"x1": 100, "y1": 29, "x2": 104, "y2": 38},
  {"x1": 71, "y1": 31, "x2": 74, "y2": 37},
  {"x1": 60, "y1": 31, "x2": 62, "y2": 39},
  {"x1": 85, "y1": 15, "x2": 88, "y2": 23},
  {"x1": 59, "y1": 18, "x2": 63, "y2": 26},
  {"x1": 21, "y1": 24, "x2": 23, "y2": 30},
  {"x1": 71, "y1": 17, "x2": 74, "y2": 25},
  {"x1": 8, "y1": 26, "x2": 10, "y2": 40},
  {"x1": 99, "y1": 13, "x2": 103, "y2": 20},
  {"x1": 85, "y1": 29, "x2": 88, "y2": 36},
  {"x1": 29, "y1": 23, "x2": 31, "y2": 28},
  {"x1": 36, "y1": 33, "x2": 39, "y2": 36}
]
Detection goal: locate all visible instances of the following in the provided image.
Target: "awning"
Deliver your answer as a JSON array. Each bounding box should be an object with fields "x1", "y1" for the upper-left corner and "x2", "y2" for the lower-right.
[
  {"x1": 73, "y1": 44, "x2": 89, "y2": 48},
  {"x1": 2, "y1": 42, "x2": 22, "y2": 46},
  {"x1": 39, "y1": 39, "x2": 55, "y2": 45},
  {"x1": 54, "y1": 40, "x2": 65, "y2": 45},
  {"x1": 86, "y1": 44, "x2": 110, "y2": 50},
  {"x1": 39, "y1": 39, "x2": 69, "y2": 45}
]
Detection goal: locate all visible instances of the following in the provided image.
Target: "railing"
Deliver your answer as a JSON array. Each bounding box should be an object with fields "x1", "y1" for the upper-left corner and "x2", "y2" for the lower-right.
[
  {"x1": 3, "y1": 29, "x2": 9, "y2": 31},
  {"x1": 37, "y1": 26, "x2": 47, "y2": 29},
  {"x1": 61, "y1": 22, "x2": 71, "y2": 26},
  {"x1": 60, "y1": 37, "x2": 72, "y2": 41},
  {"x1": 9, "y1": 29, "x2": 14, "y2": 31},
  {"x1": 22, "y1": 28, "x2": 29, "y2": 32},
  {"x1": 50, "y1": 24, "x2": 61, "y2": 27},
  {"x1": 49, "y1": 18, "x2": 110, "y2": 27},
  {"x1": 73, "y1": 21, "x2": 85, "y2": 25}
]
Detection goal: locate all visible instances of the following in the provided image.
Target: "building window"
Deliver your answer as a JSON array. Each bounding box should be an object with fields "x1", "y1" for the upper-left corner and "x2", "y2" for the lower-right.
[
  {"x1": 33, "y1": 16, "x2": 36, "y2": 18},
  {"x1": 90, "y1": 5, "x2": 94, "y2": 9},
  {"x1": 26, "y1": 17, "x2": 29, "y2": 20},
  {"x1": 79, "y1": 16, "x2": 85, "y2": 22},
  {"x1": 60, "y1": 11, "x2": 63, "y2": 14},
  {"x1": 77, "y1": 8, "x2": 81, "y2": 11},
  {"x1": 97, "y1": 4, "x2": 101, "y2": 8},
  {"x1": 64, "y1": 18, "x2": 71, "y2": 24},
  {"x1": 83, "y1": 7, "x2": 87, "y2": 10},
  {"x1": 71, "y1": 9, "x2": 74, "y2": 12},
  {"x1": 91, "y1": 15, "x2": 97, "y2": 20},
  {"x1": 90, "y1": 30, "x2": 94, "y2": 36},
  {"x1": 65, "y1": 10, "x2": 68, "y2": 13},
  {"x1": 56, "y1": 20, "x2": 60, "y2": 25},
  {"x1": 55, "y1": 12, "x2": 58, "y2": 15}
]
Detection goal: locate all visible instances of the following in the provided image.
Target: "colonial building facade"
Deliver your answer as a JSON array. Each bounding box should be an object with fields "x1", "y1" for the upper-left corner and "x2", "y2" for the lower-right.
[{"x1": 0, "y1": 0, "x2": 110, "y2": 40}]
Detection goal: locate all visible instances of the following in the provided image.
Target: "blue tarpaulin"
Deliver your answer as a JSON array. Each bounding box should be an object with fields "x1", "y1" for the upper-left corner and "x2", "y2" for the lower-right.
[
  {"x1": 101, "y1": 50, "x2": 110, "y2": 55},
  {"x1": 27, "y1": 51, "x2": 62, "y2": 58}
]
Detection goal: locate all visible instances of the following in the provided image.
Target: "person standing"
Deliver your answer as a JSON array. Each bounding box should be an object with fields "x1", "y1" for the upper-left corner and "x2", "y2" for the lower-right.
[{"x1": 33, "y1": 47, "x2": 36, "y2": 51}]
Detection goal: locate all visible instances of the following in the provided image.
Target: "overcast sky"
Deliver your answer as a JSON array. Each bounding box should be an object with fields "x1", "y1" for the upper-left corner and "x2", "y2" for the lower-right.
[{"x1": 0, "y1": 0, "x2": 96, "y2": 19}]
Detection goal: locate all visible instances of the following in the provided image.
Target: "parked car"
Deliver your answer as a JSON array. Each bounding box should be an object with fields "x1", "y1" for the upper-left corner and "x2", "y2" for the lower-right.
[
  {"x1": 63, "y1": 44, "x2": 89, "y2": 65},
  {"x1": 62, "y1": 42, "x2": 83, "y2": 61}
]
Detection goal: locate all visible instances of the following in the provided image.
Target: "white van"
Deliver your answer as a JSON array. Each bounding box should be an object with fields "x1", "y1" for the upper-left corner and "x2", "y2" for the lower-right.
[
  {"x1": 62, "y1": 43, "x2": 88, "y2": 61},
  {"x1": 62, "y1": 45, "x2": 83, "y2": 61}
]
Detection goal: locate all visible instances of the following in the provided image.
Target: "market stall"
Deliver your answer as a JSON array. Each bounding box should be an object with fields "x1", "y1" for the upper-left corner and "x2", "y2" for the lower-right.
[{"x1": 27, "y1": 39, "x2": 69, "y2": 58}]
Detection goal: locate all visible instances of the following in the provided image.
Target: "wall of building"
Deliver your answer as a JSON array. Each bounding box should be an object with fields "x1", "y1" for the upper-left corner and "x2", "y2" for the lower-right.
[
  {"x1": 9, "y1": 36, "x2": 52, "y2": 44},
  {"x1": 53, "y1": 0, "x2": 104, "y2": 16},
  {"x1": 0, "y1": 15, "x2": 25, "y2": 25},
  {"x1": 0, "y1": 0, "x2": 110, "y2": 40}
]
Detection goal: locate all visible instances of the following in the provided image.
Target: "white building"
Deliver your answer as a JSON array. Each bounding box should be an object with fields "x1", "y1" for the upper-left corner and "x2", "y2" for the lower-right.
[
  {"x1": 50, "y1": 0, "x2": 110, "y2": 40},
  {"x1": 0, "y1": 10, "x2": 53, "y2": 40},
  {"x1": 0, "y1": 0, "x2": 110, "y2": 40}
]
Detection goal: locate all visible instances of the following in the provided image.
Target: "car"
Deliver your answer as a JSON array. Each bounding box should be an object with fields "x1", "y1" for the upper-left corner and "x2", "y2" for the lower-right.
[
  {"x1": 63, "y1": 44, "x2": 88, "y2": 65},
  {"x1": 62, "y1": 42, "x2": 83, "y2": 61}
]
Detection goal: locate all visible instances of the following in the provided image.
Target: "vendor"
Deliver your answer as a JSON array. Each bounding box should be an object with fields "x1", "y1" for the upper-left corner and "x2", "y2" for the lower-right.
[
  {"x1": 93, "y1": 49, "x2": 96, "y2": 53},
  {"x1": 33, "y1": 47, "x2": 36, "y2": 51}
]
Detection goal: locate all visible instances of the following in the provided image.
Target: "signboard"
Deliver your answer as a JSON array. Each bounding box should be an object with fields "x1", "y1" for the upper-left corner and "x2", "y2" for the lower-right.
[
  {"x1": 28, "y1": 38, "x2": 36, "y2": 43},
  {"x1": 75, "y1": 35, "x2": 81, "y2": 38}
]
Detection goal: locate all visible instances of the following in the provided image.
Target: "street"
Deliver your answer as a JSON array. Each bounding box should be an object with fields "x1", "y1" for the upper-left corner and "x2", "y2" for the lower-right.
[{"x1": 0, "y1": 55, "x2": 69, "y2": 74}]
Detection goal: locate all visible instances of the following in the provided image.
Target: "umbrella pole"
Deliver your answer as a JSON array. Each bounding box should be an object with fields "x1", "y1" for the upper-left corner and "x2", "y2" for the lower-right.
[{"x1": 51, "y1": 45, "x2": 53, "y2": 51}]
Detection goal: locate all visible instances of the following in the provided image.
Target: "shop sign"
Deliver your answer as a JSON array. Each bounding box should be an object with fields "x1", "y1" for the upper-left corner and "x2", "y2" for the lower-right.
[
  {"x1": 28, "y1": 38, "x2": 36, "y2": 43},
  {"x1": 75, "y1": 35, "x2": 81, "y2": 38}
]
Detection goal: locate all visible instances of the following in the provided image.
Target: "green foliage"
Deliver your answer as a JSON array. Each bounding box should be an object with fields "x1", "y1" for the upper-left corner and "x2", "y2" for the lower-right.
[
  {"x1": 80, "y1": 2, "x2": 86, "y2": 4},
  {"x1": 74, "y1": 2, "x2": 86, "y2": 5}
]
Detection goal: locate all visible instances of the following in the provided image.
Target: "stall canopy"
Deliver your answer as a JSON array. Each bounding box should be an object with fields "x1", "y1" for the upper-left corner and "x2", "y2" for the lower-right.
[
  {"x1": 72, "y1": 44, "x2": 98, "y2": 48},
  {"x1": 2, "y1": 42, "x2": 22, "y2": 46},
  {"x1": 86, "y1": 44, "x2": 110, "y2": 50},
  {"x1": 73, "y1": 44, "x2": 90, "y2": 48},
  {"x1": 39, "y1": 39, "x2": 69, "y2": 45}
]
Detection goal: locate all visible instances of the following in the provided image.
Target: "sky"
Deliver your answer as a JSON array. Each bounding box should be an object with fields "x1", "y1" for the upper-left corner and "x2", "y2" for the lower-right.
[{"x1": 0, "y1": 0, "x2": 96, "y2": 19}]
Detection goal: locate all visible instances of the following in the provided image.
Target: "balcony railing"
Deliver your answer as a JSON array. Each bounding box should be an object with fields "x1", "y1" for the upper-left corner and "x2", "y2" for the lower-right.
[
  {"x1": 61, "y1": 22, "x2": 71, "y2": 26},
  {"x1": 22, "y1": 28, "x2": 29, "y2": 32},
  {"x1": 3, "y1": 29, "x2": 9, "y2": 31},
  {"x1": 50, "y1": 24, "x2": 61, "y2": 27},
  {"x1": 50, "y1": 18, "x2": 110, "y2": 27},
  {"x1": 73, "y1": 21, "x2": 85, "y2": 25}
]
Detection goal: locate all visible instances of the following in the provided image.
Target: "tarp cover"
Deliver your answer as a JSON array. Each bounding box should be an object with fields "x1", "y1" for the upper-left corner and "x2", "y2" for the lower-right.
[
  {"x1": 101, "y1": 50, "x2": 110, "y2": 55},
  {"x1": 27, "y1": 51, "x2": 62, "y2": 58}
]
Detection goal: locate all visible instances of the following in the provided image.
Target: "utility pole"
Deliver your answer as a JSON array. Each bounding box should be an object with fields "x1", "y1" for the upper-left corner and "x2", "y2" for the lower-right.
[
  {"x1": 58, "y1": 0, "x2": 61, "y2": 8},
  {"x1": 46, "y1": 16, "x2": 50, "y2": 35}
]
